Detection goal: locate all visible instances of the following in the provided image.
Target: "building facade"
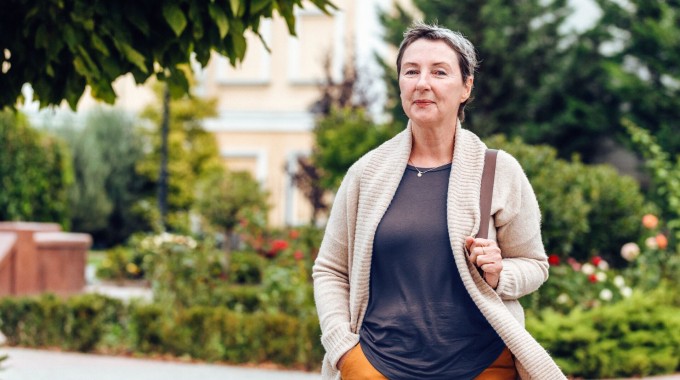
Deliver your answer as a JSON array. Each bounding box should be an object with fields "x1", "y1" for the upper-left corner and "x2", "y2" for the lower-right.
[{"x1": 198, "y1": 0, "x2": 389, "y2": 226}]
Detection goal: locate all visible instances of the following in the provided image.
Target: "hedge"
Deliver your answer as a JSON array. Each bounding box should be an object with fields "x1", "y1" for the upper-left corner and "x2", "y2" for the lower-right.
[
  {"x1": 526, "y1": 287, "x2": 680, "y2": 378},
  {"x1": 0, "y1": 294, "x2": 323, "y2": 370},
  {"x1": 3, "y1": 290, "x2": 679, "y2": 377}
]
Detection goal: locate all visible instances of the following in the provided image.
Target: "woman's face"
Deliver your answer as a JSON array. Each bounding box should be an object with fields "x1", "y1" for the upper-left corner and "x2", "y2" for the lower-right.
[{"x1": 399, "y1": 39, "x2": 473, "y2": 129}]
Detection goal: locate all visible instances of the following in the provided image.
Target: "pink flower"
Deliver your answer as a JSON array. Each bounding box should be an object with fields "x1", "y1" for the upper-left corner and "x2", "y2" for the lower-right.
[
  {"x1": 289, "y1": 230, "x2": 300, "y2": 239},
  {"x1": 548, "y1": 254, "x2": 561, "y2": 266},
  {"x1": 567, "y1": 257, "x2": 582, "y2": 271},
  {"x1": 293, "y1": 250, "x2": 304, "y2": 261}
]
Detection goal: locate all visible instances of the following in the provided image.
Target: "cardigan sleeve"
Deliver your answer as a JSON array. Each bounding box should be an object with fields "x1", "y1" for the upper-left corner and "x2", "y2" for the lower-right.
[
  {"x1": 491, "y1": 151, "x2": 549, "y2": 300},
  {"x1": 312, "y1": 168, "x2": 360, "y2": 370}
]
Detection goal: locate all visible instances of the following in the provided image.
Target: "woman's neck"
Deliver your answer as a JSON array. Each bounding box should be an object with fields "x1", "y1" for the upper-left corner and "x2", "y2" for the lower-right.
[{"x1": 409, "y1": 120, "x2": 457, "y2": 167}]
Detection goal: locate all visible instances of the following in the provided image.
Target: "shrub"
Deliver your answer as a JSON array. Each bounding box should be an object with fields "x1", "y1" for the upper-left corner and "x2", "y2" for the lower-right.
[
  {"x1": 95, "y1": 245, "x2": 147, "y2": 281},
  {"x1": 527, "y1": 287, "x2": 680, "y2": 378},
  {"x1": 485, "y1": 134, "x2": 645, "y2": 264},
  {"x1": 228, "y1": 251, "x2": 265, "y2": 285},
  {"x1": 0, "y1": 108, "x2": 73, "y2": 227},
  {"x1": 139, "y1": 232, "x2": 226, "y2": 310},
  {"x1": 0, "y1": 294, "x2": 123, "y2": 352},
  {"x1": 523, "y1": 255, "x2": 633, "y2": 314}
]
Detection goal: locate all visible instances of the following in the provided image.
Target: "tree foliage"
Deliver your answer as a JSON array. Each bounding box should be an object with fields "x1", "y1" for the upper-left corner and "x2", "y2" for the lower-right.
[
  {"x1": 0, "y1": 0, "x2": 335, "y2": 109},
  {"x1": 381, "y1": 1, "x2": 680, "y2": 160},
  {"x1": 137, "y1": 84, "x2": 223, "y2": 232},
  {"x1": 54, "y1": 108, "x2": 147, "y2": 246},
  {"x1": 0, "y1": 108, "x2": 72, "y2": 227},
  {"x1": 197, "y1": 170, "x2": 269, "y2": 236}
]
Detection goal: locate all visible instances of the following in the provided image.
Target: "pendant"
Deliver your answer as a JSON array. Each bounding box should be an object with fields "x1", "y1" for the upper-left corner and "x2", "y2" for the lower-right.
[{"x1": 417, "y1": 172, "x2": 422, "y2": 177}]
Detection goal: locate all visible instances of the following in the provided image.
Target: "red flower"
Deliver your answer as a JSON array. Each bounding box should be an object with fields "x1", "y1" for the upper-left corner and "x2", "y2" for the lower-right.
[
  {"x1": 270, "y1": 239, "x2": 289, "y2": 252},
  {"x1": 588, "y1": 274, "x2": 598, "y2": 283},
  {"x1": 591, "y1": 256, "x2": 603, "y2": 266},
  {"x1": 289, "y1": 230, "x2": 300, "y2": 239},
  {"x1": 548, "y1": 254, "x2": 561, "y2": 266},
  {"x1": 293, "y1": 250, "x2": 304, "y2": 261}
]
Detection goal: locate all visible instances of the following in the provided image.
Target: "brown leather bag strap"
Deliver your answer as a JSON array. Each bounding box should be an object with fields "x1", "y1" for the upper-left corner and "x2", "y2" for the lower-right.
[{"x1": 477, "y1": 149, "x2": 498, "y2": 239}]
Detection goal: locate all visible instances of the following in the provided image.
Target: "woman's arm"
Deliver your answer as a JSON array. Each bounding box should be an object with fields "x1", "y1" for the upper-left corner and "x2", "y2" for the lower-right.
[
  {"x1": 312, "y1": 173, "x2": 360, "y2": 370},
  {"x1": 492, "y1": 151, "x2": 550, "y2": 300}
]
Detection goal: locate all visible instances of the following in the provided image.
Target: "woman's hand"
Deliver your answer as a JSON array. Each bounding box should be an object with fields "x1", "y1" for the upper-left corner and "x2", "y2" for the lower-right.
[
  {"x1": 465, "y1": 237, "x2": 502, "y2": 289},
  {"x1": 337, "y1": 349, "x2": 351, "y2": 370}
]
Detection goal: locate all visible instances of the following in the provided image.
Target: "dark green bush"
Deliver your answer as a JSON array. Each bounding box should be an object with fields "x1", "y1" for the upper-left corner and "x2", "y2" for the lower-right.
[
  {"x1": 485, "y1": 135, "x2": 645, "y2": 264},
  {"x1": 0, "y1": 108, "x2": 72, "y2": 227},
  {"x1": 527, "y1": 287, "x2": 680, "y2": 378},
  {"x1": 213, "y1": 285, "x2": 263, "y2": 313},
  {"x1": 0, "y1": 294, "x2": 123, "y2": 352},
  {"x1": 1, "y1": 293, "x2": 323, "y2": 369},
  {"x1": 228, "y1": 251, "x2": 265, "y2": 284}
]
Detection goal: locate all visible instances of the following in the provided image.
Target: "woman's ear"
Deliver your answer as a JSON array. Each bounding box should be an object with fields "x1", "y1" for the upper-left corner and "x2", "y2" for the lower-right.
[{"x1": 461, "y1": 76, "x2": 474, "y2": 102}]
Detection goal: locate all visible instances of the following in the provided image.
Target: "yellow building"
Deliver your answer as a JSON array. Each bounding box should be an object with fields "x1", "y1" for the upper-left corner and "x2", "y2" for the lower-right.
[{"x1": 197, "y1": 0, "x2": 389, "y2": 226}]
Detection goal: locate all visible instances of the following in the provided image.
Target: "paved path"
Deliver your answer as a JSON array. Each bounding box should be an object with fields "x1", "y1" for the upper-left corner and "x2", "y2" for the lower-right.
[
  {"x1": 2, "y1": 347, "x2": 680, "y2": 380},
  {"x1": 1, "y1": 347, "x2": 320, "y2": 380}
]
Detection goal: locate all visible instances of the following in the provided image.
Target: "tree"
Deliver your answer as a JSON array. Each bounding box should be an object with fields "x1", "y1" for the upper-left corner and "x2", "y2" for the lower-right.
[
  {"x1": 137, "y1": 83, "x2": 223, "y2": 233},
  {"x1": 380, "y1": 1, "x2": 680, "y2": 161},
  {"x1": 0, "y1": 108, "x2": 72, "y2": 227},
  {"x1": 381, "y1": 1, "x2": 572, "y2": 139},
  {"x1": 0, "y1": 0, "x2": 336, "y2": 109},
  {"x1": 54, "y1": 108, "x2": 147, "y2": 246},
  {"x1": 196, "y1": 170, "x2": 269, "y2": 258},
  {"x1": 308, "y1": 58, "x2": 396, "y2": 193}
]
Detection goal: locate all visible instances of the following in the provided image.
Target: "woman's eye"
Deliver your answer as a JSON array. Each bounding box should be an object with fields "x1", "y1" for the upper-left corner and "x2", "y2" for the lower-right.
[
  {"x1": 434, "y1": 70, "x2": 447, "y2": 76},
  {"x1": 404, "y1": 69, "x2": 418, "y2": 75}
]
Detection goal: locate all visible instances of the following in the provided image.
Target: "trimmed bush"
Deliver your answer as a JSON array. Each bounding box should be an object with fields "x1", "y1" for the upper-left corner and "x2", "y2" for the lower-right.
[
  {"x1": 0, "y1": 294, "x2": 324, "y2": 369},
  {"x1": 228, "y1": 251, "x2": 266, "y2": 285},
  {"x1": 527, "y1": 287, "x2": 680, "y2": 378},
  {"x1": 0, "y1": 294, "x2": 123, "y2": 352}
]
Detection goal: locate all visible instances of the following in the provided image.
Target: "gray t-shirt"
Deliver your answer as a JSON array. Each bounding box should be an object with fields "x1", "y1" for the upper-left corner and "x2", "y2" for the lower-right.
[{"x1": 359, "y1": 163, "x2": 505, "y2": 379}]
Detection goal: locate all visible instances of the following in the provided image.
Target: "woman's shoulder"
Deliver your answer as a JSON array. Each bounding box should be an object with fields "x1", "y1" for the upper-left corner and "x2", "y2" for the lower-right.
[{"x1": 345, "y1": 127, "x2": 409, "y2": 178}]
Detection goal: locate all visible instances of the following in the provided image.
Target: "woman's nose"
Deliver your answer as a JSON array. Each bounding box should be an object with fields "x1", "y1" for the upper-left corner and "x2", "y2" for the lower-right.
[{"x1": 416, "y1": 73, "x2": 431, "y2": 90}]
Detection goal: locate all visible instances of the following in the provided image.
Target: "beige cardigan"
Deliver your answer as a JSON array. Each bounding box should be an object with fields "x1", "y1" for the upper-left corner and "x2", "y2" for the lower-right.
[{"x1": 312, "y1": 122, "x2": 566, "y2": 379}]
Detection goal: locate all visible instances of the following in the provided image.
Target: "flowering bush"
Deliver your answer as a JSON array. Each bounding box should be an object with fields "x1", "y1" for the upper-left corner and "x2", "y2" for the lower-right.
[
  {"x1": 621, "y1": 214, "x2": 680, "y2": 290},
  {"x1": 139, "y1": 232, "x2": 226, "y2": 310},
  {"x1": 523, "y1": 255, "x2": 633, "y2": 315}
]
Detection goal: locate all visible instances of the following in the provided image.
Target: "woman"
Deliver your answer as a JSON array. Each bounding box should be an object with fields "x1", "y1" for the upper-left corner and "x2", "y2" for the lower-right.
[{"x1": 313, "y1": 22, "x2": 565, "y2": 379}]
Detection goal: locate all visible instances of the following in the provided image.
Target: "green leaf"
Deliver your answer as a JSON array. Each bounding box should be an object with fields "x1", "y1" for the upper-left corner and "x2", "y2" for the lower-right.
[
  {"x1": 90, "y1": 80, "x2": 116, "y2": 104},
  {"x1": 250, "y1": 0, "x2": 273, "y2": 15},
  {"x1": 230, "y1": 0, "x2": 240, "y2": 17},
  {"x1": 162, "y1": 4, "x2": 188, "y2": 37},
  {"x1": 35, "y1": 25, "x2": 49, "y2": 49},
  {"x1": 91, "y1": 34, "x2": 110, "y2": 56},
  {"x1": 118, "y1": 42, "x2": 148, "y2": 73},
  {"x1": 63, "y1": 24, "x2": 79, "y2": 50},
  {"x1": 208, "y1": 3, "x2": 229, "y2": 38},
  {"x1": 77, "y1": 46, "x2": 101, "y2": 78}
]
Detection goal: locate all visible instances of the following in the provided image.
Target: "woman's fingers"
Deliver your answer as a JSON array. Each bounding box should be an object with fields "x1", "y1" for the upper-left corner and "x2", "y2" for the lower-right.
[{"x1": 465, "y1": 237, "x2": 502, "y2": 289}]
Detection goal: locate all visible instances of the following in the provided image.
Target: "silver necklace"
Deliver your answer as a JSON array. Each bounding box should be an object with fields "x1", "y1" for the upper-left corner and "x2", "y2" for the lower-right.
[{"x1": 408, "y1": 160, "x2": 449, "y2": 177}]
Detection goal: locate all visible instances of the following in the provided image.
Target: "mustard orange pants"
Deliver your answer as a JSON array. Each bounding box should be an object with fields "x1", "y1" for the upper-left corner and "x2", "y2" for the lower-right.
[{"x1": 339, "y1": 344, "x2": 517, "y2": 380}]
